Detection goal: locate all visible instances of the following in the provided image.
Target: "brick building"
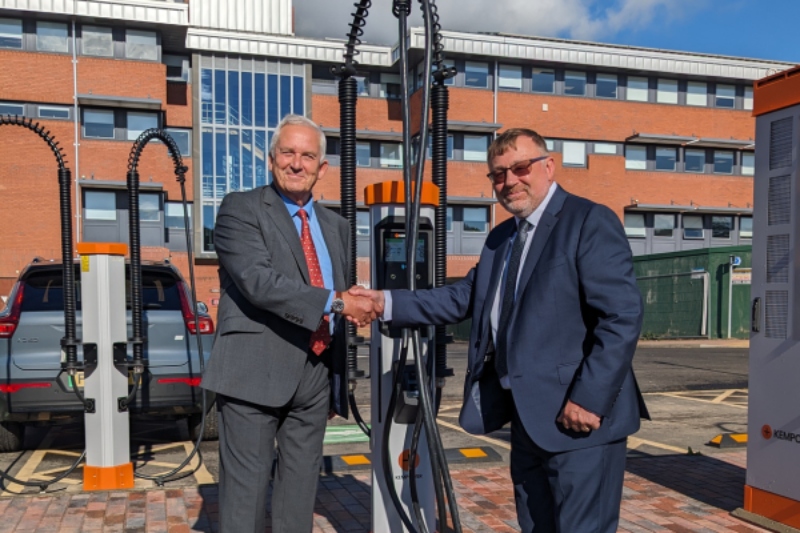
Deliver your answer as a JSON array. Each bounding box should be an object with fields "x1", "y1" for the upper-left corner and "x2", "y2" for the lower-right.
[{"x1": 0, "y1": 0, "x2": 793, "y2": 312}]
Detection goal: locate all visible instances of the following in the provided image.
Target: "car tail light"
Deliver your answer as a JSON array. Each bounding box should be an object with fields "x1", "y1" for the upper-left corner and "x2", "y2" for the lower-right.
[
  {"x1": 0, "y1": 382, "x2": 51, "y2": 394},
  {"x1": 178, "y1": 282, "x2": 215, "y2": 335},
  {"x1": 157, "y1": 377, "x2": 202, "y2": 387},
  {"x1": 0, "y1": 283, "x2": 24, "y2": 339}
]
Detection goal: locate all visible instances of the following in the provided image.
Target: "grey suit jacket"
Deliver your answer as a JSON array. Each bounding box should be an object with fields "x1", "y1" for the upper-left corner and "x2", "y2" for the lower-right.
[{"x1": 201, "y1": 185, "x2": 350, "y2": 416}]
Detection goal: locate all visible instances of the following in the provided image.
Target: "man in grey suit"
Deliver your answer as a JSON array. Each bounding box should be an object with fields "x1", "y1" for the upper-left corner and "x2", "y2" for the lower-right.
[
  {"x1": 202, "y1": 114, "x2": 375, "y2": 533},
  {"x1": 351, "y1": 128, "x2": 649, "y2": 532}
]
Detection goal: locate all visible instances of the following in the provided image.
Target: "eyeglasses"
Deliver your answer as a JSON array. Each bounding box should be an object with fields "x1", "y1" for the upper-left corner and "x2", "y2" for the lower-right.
[{"x1": 486, "y1": 155, "x2": 549, "y2": 183}]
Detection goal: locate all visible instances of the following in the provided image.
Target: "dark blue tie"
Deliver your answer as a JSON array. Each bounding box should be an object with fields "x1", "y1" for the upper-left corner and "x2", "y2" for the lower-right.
[{"x1": 495, "y1": 219, "x2": 532, "y2": 379}]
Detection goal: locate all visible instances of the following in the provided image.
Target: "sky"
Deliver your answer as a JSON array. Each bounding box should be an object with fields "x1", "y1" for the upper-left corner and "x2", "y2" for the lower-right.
[{"x1": 294, "y1": 0, "x2": 800, "y2": 64}]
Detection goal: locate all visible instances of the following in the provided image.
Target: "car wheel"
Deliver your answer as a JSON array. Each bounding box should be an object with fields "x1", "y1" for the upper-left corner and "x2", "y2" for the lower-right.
[
  {"x1": 188, "y1": 401, "x2": 218, "y2": 442},
  {"x1": 0, "y1": 422, "x2": 25, "y2": 453}
]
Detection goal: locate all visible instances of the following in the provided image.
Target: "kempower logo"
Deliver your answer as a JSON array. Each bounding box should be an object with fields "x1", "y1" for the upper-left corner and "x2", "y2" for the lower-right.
[
  {"x1": 398, "y1": 450, "x2": 421, "y2": 472},
  {"x1": 762, "y1": 424, "x2": 800, "y2": 444}
]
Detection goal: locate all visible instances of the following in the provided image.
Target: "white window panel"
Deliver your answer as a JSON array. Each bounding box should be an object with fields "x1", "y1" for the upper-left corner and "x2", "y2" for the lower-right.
[
  {"x1": 742, "y1": 152, "x2": 755, "y2": 176},
  {"x1": 140, "y1": 193, "x2": 161, "y2": 222},
  {"x1": 446, "y1": 207, "x2": 453, "y2": 232},
  {"x1": 627, "y1": 76, "x2": 649, "y2": 102},
  {"x1": 84, "y1": 109, "x2": 115, "y2": 139},
  {"x1": 380, "y1": 143, "x2": 403, "y2": 168},
  {"x1": 127, "y1": 112, "x2": 158, "y2": 141},
  {"x1": 85, "y1": 191, "x2": 116, "y2": 220},
  {"x1": 545, "y1": 139, "x2": 555, "y2": 151},
  {"x1": 0, "y1": 102, "x2": 24, "y2": 115},
  {"x1": 594, "y1": 143, "x2": 617, "y2": 155},
  {"x1": 0, "y1": 18, "x2": 23, "y2": 49},
  {"x1": 683, "y1": 215, "x2": 704, "y2": 239},
  {"x1": 125, "y1": 29, "x2": 157, "y2": 61},
  {"x1": 39, "y1": 106, "x2": 70, "y2": 119},
  {"x1": 625, "y1": 145, "x2": 647, "y2": 170},
  {"x1": 740, "y1": 217, "x2": 753, "y2": 238},
  {"x1": 744, "y1": 86, "x2": 754, "y2": 111},
  {"x1": 463, "y1": 135, "x2": 487, "y2": 162},
  {"x1": 562, "y1": 141, "x2": 586, "y2": 166},
  {"x1": 356, "y1": 211, "x2": 370, "y2": 236},
  {"x1": 498, "y1": 64, "x2": 522, "y2": 91},
  {"x1": 165, "y1": 202, "x2": 190, "y2": 229},
  {"x1": 37, "y1": 21, "x2": 69, "y2": 53},
  {"x1": 686, "y1": 81, "x2": 707, "y2": 106},
  {"x1": 715, "y1": 84, "x2": 736, "y2": 108},
  {"x1": 82, "y1": 25, "x2": 113, "y2": 57},
  {"x1": 624, "y1": 213, "x2": 646, "y2": 238},
  {"x1": 657, "y1": 79, "x2": 678, "y2": 104}
]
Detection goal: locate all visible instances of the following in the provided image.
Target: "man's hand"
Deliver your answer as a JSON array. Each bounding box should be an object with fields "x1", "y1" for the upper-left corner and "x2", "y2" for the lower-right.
[
  {"x1": 348, "y1": 286, "x2": 385, "y2": 318},
  {"x1": 556, "y1": 399, "x2": 601, "y2": 433},
  {"x1": 339, "y1": 291, "x2": 376, "y2": 327}
]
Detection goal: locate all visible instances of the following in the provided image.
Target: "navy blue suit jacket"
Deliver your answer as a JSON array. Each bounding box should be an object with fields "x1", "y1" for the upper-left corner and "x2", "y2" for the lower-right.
[{"x1": 391, "y1": 186, "x2": 648, "y2": 453}]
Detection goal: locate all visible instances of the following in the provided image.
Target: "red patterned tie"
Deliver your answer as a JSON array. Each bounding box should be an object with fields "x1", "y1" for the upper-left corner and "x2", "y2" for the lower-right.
[{"x1": 298, "y1": 208, "x2": 332, "y2": 356}]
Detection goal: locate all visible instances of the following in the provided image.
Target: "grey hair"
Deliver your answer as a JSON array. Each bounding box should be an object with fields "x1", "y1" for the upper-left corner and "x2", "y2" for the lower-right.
[{"x1": 268, "y1": 114, "x2": 327, "y2": 162}]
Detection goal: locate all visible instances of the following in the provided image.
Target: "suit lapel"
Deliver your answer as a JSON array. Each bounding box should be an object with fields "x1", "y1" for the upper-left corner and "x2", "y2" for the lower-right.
[
  {"x1": 261, "y1": 186, "x2": 311, "y2": 283},
  {"x1": 515, "y1": 186, "x2": 568, "y2": 297}
]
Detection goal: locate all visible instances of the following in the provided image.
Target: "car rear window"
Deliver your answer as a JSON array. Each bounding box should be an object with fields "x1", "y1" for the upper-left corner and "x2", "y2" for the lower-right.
[{"x1": 21, "y1": 267, "x2": 183, "y2": 312}]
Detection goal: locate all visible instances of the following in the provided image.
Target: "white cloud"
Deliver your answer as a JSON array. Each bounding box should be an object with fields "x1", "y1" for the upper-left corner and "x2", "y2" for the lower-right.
[{"x1": 293, "y1": 0, "x2": 704, "y2": 46}]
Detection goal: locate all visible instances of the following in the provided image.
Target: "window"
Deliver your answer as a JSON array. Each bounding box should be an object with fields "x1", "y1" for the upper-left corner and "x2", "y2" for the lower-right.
[
  {"x1": 356, "y1": 211, "x2": 370, "y2": 237},
  {"x1": 446, "y1": 207, "x2": 453, "y2": 231},
  {"x1": 562, "y1": 141, "x2": 586, "y2": 166},
  {"x1": 38, "y1": 106, "x2": 70, "y2": 119},
  {"x1": 81, "y1": 25, "x2": 113, "y2": 57},
  {"x1": 713, "y1": 150, "x2": 734, "y2": 174},
  {"x1": 165, "y1": 128, "x2": 191, "y2": 156},
  {"x1": 165, "y1": 202, "x2": 191, "y2": 230},
  {"x1": 564, "y1": 71, "x2": 586, "y2": 96},
  {"x1": 712, "y1": 216, "x2": 733, "y2": 239},
  {"x1": 498, "y1": 64, "x2": 522, "y2": 91},
  {"x1": 741, "y1": 152, "x2": 755, "y2": 176},
  {"x1": 532, "y1": 69, "x2": 555, "y2": 93},
  {"x1": 354, "y1": 75, "x2": 370, "y2": 96},
  {"x1": 626, "y1": 76, "x2": 648, "y2": 102},
  {"x1": 0, "y1": 18, "x2": 23, "y2": 49},
  {"x1": 125, "y1": 29, "x2": 157, "y2": 61},
  {"x1": 463, "y1": 207, "x2": 488, "y2": 233},
  {"x1": 164, "y1": 54, "x2": 189, "y2": 82},
  {"x1": 36, "y1": 21, "x2": 68, "y2": 53},
  {"x1": 683, "y1": 215, "x2": 704, "y2": 239},
  {"x1": 464, "y1": 61, "x2": 489, "y2": 88},
  {"x1": 596, "y1": 74, "x2": 617, "y2": 98},
  {"x1": 463, "y1": 135, "x2": 487, "y2": 162},
  {"x1": 380, "y1": 143, "x2": 402, "y2": 168},
  {"x1": 740, "y1": 216, "x2": 753, "y2": 238},
  {"x1": 594, "y1": 143, "x2": 617, "y2": 155},
  {"x1": 654, "y1": 214, "x2": 675, "y2": 237},
  {"x1": 356, "y1": 142, "x2": 371, "y2": 167},
  {"x1": 657, "y1": 79, "x2": 678, "y2": 104},
  {"x1": 686, "y1": 81, "x2": 707, "y2": 107},
  {"x1": 139, "y1": 193, "x2": 161, "y2": 222},
  {"x1": 126, "y1": 112, "x2": 158, "y2": 141},
  {"x1": 426, "y1": 134, "x2": 453, "y2": 160},
  {"x1": 625, "y1": 145, "x2": 647, "y2": 170},
  {"x1": 685, "y1": 149, "x2": 705, "y2": 172},
  {"x1": 83, "y1": 109, "x2": 115, "y2": 139},
  {"x1": 715, "y1": 84, "x2": 736, "y2": 108},
  {"x1": 624, "y1": 213, "x2": 646, "y2": 237},
  {"x1": 655, "y1": 147, "x2": 676, "y2": 171},
  {"x1": 0, "y1": 102, "x2": 24, "y2": 115},
  {"x1": 379, "y1": 73, "x2": 401, "y2": 99},
  {"x1": 744, "y1": 86, "x2": 754, "y2": 111},
  {"x1": 545, "y1": 139, "x2": 555, "y2": 151},
  {"x1": 84, "y1": 191, "x2": 116, "y2": 220}
]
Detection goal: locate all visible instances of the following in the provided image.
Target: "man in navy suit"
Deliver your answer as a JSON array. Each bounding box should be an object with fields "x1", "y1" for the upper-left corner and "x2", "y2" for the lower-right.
[{"x1": 351, "y1": 128, "x2": 648, "y2": 532}]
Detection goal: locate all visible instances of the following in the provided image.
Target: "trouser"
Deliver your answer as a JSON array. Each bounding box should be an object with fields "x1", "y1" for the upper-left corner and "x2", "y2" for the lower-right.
[{"x1": 216, "y1": 352, "x2": 331, "y2": 533}]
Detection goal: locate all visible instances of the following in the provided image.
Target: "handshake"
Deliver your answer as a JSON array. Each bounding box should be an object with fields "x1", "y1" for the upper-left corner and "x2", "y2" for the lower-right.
[{"x1": 337, "y1": 286, "x2": 385, "y2": 327}]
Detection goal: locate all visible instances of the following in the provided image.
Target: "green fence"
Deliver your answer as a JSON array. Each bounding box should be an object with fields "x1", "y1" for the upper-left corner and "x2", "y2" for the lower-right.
[{"x1": 638, "y1": 270, "x2": 708, "y2": 339}]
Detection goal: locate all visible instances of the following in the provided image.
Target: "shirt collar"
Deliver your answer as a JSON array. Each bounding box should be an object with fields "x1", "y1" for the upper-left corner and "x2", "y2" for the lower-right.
[
  {"x1": 517, "y1": 181, "x2": 557, "y2": 229},
  {"x1": 276, "y1": 188, "x2": 316, "y2": 220}
]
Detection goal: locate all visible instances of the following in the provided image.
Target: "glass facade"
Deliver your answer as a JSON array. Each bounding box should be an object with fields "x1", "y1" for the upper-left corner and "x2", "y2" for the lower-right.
[{"x1": 199, "y1": 56, "x2": 306, "y2": 251}]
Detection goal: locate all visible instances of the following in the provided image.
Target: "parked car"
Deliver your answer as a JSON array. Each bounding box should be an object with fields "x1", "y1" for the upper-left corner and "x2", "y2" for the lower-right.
[{"x1": 0, "y1": 258, "x2": 217, "y2": 452}]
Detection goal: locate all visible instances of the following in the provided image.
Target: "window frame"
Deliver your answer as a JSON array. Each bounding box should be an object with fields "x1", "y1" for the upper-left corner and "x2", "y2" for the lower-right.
[
  {"x1": 626, "y1": 76, "x2": 649, "y2": 102},
  {"x1": 124, "y1": 28, "x2": 158, "y2": 61},
  {"x1": 36, "y1": 21, "x2": 69, "y2": 53},
  {"x1": 739, "y1": 216, "x2": 753, "y2": 238},
  {"x1": 564, "y1": 70, "x2": 587, "y2": 96},
  {"x1": 498, "y1": 64, "x2": 522, "y2": 91},
  {"x1": 683, "y1": 215, "x2": 704, "y2": 240},
  {"x1": 714, "y1": 84, "x2": 736, "y2": 109},
  {"x1": 562, "y1": 141, "x2": 586, "y2": 167},
  {"x1": 624, "y1": 213, "x2": 646, "y2": 238},
  {"x1": 655, "y1": 146, "x2": 677, "y2": 171},
  {"x1": 532, "y1": 68, "x2": 555, "y2": 94},
  {"x1": 38, "y1": 106, "x2": 71, "y2": 119},
  {"x1": 711, "y1": 215, "x2": 733, "y2": 239},
  {"x1": 595, "y1": 73, "x2": 618, "y2": 99},
  {"x1": 653, "y1": 213, "x2": 675, "y2": 238},
  {"x1": 713, "y1": 150, "x2": 734, "y2": 174},
  {"x1": 625, "y1": 145, "x2": 647, "y2": 170},
  {"x1": 82, "y1": 108, "x2": 116, "y2": 139},
  {"x1": 656, "y1": 78, "x2": 678, "y2": 104},
  {"x1": 81, "y1": 25, "x2": 114, "y2": 57},
  {"x1": 686, "y1": 81, "x2": 708, "y2": 107},
  {"x1": 464, "y1": 61, "x2": 489, "y2": 89},
  {"x1": 0, "y1": 17, "x2": 23, "y2": 50}
]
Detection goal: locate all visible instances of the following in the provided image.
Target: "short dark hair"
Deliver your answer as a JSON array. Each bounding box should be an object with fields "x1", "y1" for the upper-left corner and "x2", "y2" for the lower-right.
[{"x1": 488, "y1": 128, "x2": 549, "y2": 162}]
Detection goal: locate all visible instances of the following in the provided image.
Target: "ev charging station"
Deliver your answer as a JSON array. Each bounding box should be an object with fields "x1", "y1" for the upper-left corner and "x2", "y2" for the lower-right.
[
  {"x1": 75, "y1": 243, "x2": 134, "y2": 491},
  {"x1": 366, "y1": 181, "x2": 440, "y2": 532},
  {"x1": 742, "y1": 66, "x2": 800, "y2": 529}
]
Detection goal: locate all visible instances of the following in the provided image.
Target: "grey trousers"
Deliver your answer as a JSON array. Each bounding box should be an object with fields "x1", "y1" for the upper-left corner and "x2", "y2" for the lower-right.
[{"x1": 216, "y1": 354, "x2": 330, "y2": 533}]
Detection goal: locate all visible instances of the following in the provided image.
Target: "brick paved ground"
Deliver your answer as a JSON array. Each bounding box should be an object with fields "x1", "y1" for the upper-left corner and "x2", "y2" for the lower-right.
[{"x1": 0, "y1": 450, "x2": 771, "y2": 532}]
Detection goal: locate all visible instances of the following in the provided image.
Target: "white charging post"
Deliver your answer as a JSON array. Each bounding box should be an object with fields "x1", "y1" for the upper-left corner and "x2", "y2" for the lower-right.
[
  {"x1": 76, "y1": 243, "x2": 134, "y2": 491},
  {"x1": 365, "y1": 181, "x2": 439, "y2": 532}
]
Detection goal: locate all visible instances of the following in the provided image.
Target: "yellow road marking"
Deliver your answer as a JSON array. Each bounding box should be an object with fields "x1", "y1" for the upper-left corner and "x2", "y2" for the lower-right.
[
  {"x1": 436, "y1": 419, "x2": 511, "y2": 450},
  {"x1": 711, "y1": 389, "x2": 740, "y2": 403},
  {"x1": 341, "y1": 455, "x2": 371, "y2": 466},
  {"x1": 184, "y1": 442, "x2": 214, "y2": 484},
  {"x1": 627, "y1": 436, "x2": 688, "y2": 454},
  {"x1": 650, "y1": 391, "x2": 747, "y2": 409}
]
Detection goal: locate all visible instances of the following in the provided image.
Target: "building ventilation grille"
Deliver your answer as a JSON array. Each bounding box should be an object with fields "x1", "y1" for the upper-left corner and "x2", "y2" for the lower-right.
[
  {"x1": 768, "y1": 175, "x2": 791, "y2": 226},
  {"x1": 770, "y1": 117, "x2": 793, "y2": 170},
  {"x1": 767, "y1": 234, "x2": 790, "y2": 283},
  {"x1": 765, "y1": 290, "x2": 789, "y2": 339}
]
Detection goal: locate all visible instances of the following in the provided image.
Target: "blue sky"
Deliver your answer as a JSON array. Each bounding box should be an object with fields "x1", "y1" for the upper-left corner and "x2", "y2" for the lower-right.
[{"x1": 295, "y1": 0, "x2": 799, "y2": 65}]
